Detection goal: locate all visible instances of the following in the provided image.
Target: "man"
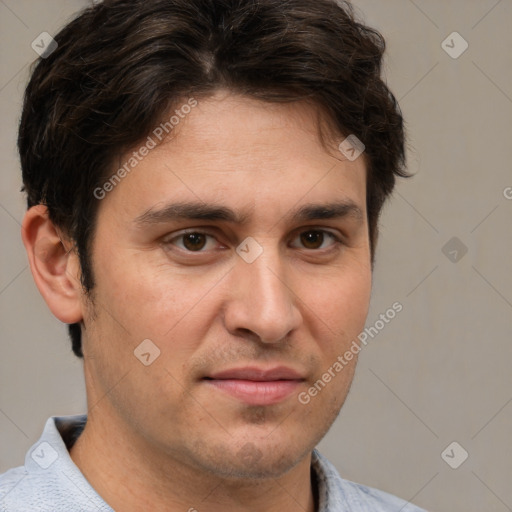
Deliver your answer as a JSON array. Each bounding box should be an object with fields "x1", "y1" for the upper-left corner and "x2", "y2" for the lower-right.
[{"x1": 0, "y1": 0, "x2": 426, "y2": 510}]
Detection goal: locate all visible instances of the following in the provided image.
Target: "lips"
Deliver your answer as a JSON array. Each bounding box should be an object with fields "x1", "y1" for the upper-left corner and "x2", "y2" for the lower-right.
[
  {"x1": 207, "y1": 366, "x2": 304, "y2": 381},
  {"x1": 203, "y1": 366, "x2": 305, "y2": 406}
]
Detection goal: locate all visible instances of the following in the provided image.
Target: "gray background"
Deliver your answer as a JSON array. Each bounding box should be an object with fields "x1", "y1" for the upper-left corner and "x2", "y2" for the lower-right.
[{"x1": 1, "y1": 1, "x2": 511, "y2": 511}]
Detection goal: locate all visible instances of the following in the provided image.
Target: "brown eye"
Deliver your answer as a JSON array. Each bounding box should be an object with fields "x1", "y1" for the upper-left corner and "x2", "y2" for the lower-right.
[
  {"x1": 300, "y1": 231, "x2": 325, "y2": 249},
  {"x1": 163, "y1": 229, "x2": 224, "y2": 254},
  {"x1": 290, "y1": 229, "x2": 340, "y2": 251},
  {"x1": 182, "y1": 233, "x2": 207, "y2": 251}
]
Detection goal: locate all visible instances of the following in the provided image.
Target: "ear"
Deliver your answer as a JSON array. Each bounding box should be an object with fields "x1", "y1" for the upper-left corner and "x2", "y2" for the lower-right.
[{"x1": 21, "y1": 205, "x2": 83, "y2": 324}]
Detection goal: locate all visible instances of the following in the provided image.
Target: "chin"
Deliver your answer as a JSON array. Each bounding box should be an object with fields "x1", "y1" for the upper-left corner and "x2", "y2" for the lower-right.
[{"x1": 190, "y1": 437, "x2": 311, "y2": 481}]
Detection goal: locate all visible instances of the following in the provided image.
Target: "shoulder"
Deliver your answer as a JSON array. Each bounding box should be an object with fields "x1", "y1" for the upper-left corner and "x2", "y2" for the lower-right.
[
  {"x1": 0, "y1": 415, "x2": 111, "y2": 512},
  {"x1": 345, "y1": 480, "x2": 427, "y2": 512},
  {"x1": 0, "y1": 464, "x2": 57, "y2": 512},
  {"x1": 312, "y1": 450, "x2": 428, "y2": 512},
  {"x1": 0, "y1": 462, "x2": 107, "y2": 512},
  {"x1": 0, "y1": 465, "x2": 28, "y2": 499}
]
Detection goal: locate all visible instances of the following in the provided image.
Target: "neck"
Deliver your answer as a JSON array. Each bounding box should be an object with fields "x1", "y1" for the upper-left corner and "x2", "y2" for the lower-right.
[{"x1": 69, "y1": 409, "x2": 317, "y2": 512}]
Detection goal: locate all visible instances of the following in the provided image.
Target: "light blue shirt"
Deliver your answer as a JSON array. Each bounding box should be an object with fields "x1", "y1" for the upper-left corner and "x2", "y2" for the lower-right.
[{"x1": 0, "y1": 415, "x2": 427, "y2": 511}]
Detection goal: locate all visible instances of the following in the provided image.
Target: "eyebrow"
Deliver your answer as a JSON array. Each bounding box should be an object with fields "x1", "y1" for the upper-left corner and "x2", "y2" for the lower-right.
[{"x1": 134, "y1": 199, "x2": 364, "y2": 226}]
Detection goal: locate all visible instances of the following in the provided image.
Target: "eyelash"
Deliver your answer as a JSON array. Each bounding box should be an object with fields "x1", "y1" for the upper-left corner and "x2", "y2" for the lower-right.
[{"x1": 163, "y1": 228, "x2": 343, "y2": 254}]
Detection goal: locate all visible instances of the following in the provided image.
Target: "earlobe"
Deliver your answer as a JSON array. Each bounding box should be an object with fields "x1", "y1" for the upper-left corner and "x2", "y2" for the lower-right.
[{"x1": 21, "y1": 205, "x2": 83, "y2": 324}]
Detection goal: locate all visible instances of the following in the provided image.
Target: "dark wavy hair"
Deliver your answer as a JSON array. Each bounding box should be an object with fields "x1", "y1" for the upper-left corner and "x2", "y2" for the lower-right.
[{"x1": 18, "y1": 0, "x2": 408, "y2": 358}]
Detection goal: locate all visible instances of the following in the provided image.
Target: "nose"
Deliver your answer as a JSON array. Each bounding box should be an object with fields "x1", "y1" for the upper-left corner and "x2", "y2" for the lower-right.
[{"x1": 222, "y1": 245, "x2": 302, "y2": 344}]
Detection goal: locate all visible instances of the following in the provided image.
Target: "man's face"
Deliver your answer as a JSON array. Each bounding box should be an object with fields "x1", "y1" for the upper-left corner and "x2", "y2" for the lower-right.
[{"x1": 81, "y1": 91, "x2": 371, "y2": 479}]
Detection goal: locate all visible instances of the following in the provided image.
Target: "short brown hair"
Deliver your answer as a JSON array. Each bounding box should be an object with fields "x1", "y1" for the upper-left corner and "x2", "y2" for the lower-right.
[{"x1": 18, "y1": 0, "x2": 408, "y2": 358}]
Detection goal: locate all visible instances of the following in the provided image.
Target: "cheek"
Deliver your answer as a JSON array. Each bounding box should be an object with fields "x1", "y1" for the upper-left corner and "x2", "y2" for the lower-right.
[
  {"x1": 91, "y1": 247, "x2": 222, "y2": 346},
  {"x1": 297, "y1": 264, "x2": 371, "y2": 336}
]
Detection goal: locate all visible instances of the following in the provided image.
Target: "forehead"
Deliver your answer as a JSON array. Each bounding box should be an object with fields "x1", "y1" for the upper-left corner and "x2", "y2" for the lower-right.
[
  {"x1": 165, "y1": 92, "x2": 343, "y2": 163},
  {"x1": 98, "y1": 91, "x2": 368, "y2": 222}
]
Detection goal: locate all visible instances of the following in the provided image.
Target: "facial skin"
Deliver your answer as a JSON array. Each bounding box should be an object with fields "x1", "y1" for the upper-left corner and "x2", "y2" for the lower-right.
[{"x1": 22, "y1": 90, "x2": 372, "y2": 512}]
